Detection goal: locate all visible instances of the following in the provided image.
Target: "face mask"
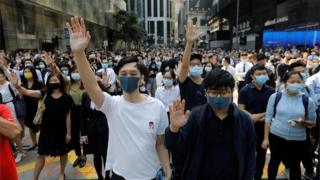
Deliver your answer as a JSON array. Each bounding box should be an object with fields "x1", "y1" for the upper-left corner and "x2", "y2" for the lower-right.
[
  {"x1": 24, "y1": 72, "x2": 33, "y2": 79},
  {"x1": 48, "y1": 82, "x2": 61, "y2": 90},
  {"x1": 62, "y1": 70, "x2": 69, "y2": 76},
  {"x1": 255, "y1": 75, "x2": 269, "y2": 86},
  {"x1": 163, "y1": 79, "x2": 173, "y2": 87},
  {"x1": 287, "y1": 83, "x2": 304, "y2": 94},
  {"x1": 189, "y1": 66, "x2": 203, "y2": 77},
  {"x1": 39, "y1": 64, "x2": 45, "y2": 69},
  {"x1": 119, "y1": 76, "x2": 140, "y2": 93},
  {"x1": 207, "y1": 96, "x2": 231, "y2": 110},
  {"x1": 102, "y1": 63, "x2": 108, "y2": 69},
  {"x1": 300, "y1": 72, "x2": 308, "y2": 81},
  {"x1": 204, "y1": 67, "x2": 212, "y2": 73},
  {"x1": 71, "y1": 73, "x2": 81, "y2": 81}
]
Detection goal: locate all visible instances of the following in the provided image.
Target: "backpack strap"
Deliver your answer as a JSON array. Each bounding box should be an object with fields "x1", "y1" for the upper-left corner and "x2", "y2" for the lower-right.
[
  {"x1": 273, "y1": 92, "x2": 282, "y2": 118},
  {"x1": 8, "y1": 84, "x2": 16, "y2": 100},
  {"x1": 302, "y1": 95, "x2": 309, "y2": 119}
]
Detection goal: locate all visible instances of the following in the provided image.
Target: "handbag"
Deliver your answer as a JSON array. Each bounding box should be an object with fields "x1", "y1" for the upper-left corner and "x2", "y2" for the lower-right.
[
  {"x1": 33, "y1": 93, "x2": 47, "y2": 125},
  {"x1": 8, "y1": 84, "x2": 26, "y2": 119}
]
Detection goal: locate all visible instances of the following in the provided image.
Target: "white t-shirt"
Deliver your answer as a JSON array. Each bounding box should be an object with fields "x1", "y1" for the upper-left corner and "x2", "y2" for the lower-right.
[
  {"x1": 155, "y1": 72, "x2": 163, "y2": 88},
  {"x1": 0, "y1": 81, "x2": 17, "y2": 119},
  {"x1": 155, "y1": 86, "x2": 180, "y2": 112},
  {"x1": 98, "y1": 93, "x2": 168, "y2": 180}
]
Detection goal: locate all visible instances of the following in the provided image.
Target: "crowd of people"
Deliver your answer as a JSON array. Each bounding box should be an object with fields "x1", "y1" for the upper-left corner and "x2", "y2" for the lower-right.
[{"x1": 0, "y1": 16, "x2": 319, "y2": 180}]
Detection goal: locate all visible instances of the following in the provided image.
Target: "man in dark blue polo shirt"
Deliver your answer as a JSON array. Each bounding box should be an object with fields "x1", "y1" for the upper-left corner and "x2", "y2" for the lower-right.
[
  {"x1": 166, "y1": 69, "x2": 256, "y2": 180},
  {"x1": 238, "y1": 64, "x2": 275, "y2": 180}
]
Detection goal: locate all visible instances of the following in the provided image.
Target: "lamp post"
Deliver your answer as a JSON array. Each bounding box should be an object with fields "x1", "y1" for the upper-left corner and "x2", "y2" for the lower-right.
[{"x1": 236, "y1": 0, "x2": 240, "y2": 50}]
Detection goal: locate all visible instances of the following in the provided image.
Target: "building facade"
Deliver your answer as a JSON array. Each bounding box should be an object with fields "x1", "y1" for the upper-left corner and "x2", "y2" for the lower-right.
[
  {"x1": 127, "y1": 0, "x2": 175, "y2": 46},
  {"x1": 0, "y1": 0, "x2": 126, "y2": 52},
  {"x1": 208, "y1": 0, "x2": 320, "y2": 50}
]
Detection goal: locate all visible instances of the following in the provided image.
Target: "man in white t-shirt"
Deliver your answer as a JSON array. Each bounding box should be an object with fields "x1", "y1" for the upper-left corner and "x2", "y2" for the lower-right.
[{"x1": 67, "y1": 16, "x2": 171, "y2": 180}]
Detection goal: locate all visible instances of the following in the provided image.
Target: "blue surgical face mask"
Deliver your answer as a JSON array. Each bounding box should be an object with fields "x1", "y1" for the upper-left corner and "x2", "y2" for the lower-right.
[
  {"x1": 207, "y1": 96, "x2": 231, "y2": 110},
  {"x1": 204, "y1": 66, "x2": 212, "y2": 73},
  {"x1": 255, "y1": 75, "x2": 269, "y2": 86},
  {"x1": 102, "y1": 63, "x2": 108, "y2": 69},
  {"x1": 300, "y1": 72, "x2": 308, "y2": 81},
  {"x1": 189, "y1": 66, "x2": 203, "y2": 77},
  {"x1": 163, "y1": 79, "x2": 173, "y2": 87},
  {"x1": 62, "y1": 70, "x2": 69, "y2": 77},
  {"x1": 287, "y1": 83, "x2": 304, "y2": 94},
  {"x1": 71, "y1": 73, "x2": 81, "y2": 81},
  {"x1": 119, "y1": 76, "x2": 140, "y2": 93}
]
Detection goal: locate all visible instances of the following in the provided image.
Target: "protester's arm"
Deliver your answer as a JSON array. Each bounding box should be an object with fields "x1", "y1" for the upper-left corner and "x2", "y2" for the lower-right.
[
  {"x1": 66, "y1": 17, "x2": 104, "y2": 108},
  {"x1": 11, "y1": 71, "x2": 42, "y2": 98},
  {"x1": 178, "y1": 21, "x2": 200, "y2": 83},
  {"x1": 297, "y1": 98, "x2": 317, "y2": 128},
  {"x1": 261, "y1": 94, "x2": 276, "y2": 149},
  {"x1": 156, "y1": 135, "x2": 171, "y2": 180},
  {"x1": 0, "y1": 105, "x2": 21, "y2": 140},
  {"x1": 65, "y1": 112, "x2": 71, "y2": 144}
]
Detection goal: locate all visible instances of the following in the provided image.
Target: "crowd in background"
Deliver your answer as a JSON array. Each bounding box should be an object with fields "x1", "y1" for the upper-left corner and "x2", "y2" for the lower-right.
[{"x1": 0, "y1": 23, "x2": 319, "y2": 180}]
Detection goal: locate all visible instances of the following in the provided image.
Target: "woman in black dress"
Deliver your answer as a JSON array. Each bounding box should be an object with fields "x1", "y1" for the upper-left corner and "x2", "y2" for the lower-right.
[
  {"x1": 20, "y1": 66, "x2": 44, "y2": 151},
  {"x1": 12, "y1": 72, "x2": 73, "y2": 180}
]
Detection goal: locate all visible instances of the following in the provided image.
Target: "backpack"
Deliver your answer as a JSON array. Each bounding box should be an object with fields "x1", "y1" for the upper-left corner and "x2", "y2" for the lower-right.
[{"x1": 273, "y1": 92, "x2": 309, "y2": 118}]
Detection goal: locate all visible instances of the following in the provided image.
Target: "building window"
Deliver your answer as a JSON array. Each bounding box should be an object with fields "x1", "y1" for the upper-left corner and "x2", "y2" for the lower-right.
[
  {"x1": 167, "y1": 21, "x2": 171, "y2": 37},
  {"x1": 160, "y1": 0, "x2": 164, "y2": 17},
  {"x1": 157, "y1": 21, "x2": 164, "y2": 44},
  {"x1": 154, "y1": 0, "x2": 158, "y2": 17},
  {"x1": 200, "y1": 19, "x2": 207, "y2": 26},
  {"x1": 167, "y1": 0, "x2": 169, "y2": 18},
  {"x1": 130, "y1": 0, "x2": 135, "y2": 11},
  {"x1": 148, "y1": 0, "x2": 152, "y2": 17},
  {"x1": 148, "y1": 21, "x2": 155, "y2": 34}
]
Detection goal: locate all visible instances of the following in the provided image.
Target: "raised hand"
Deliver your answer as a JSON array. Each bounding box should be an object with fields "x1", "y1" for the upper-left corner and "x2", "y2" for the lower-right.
[
  {"x1": 66, "y1": 16, "x2": 91, "y2": 53},
  {"x1": 11, "y1": 72, "x2": 21, "y2": 88},
  {"x1": 185, "y1": 20, "x2": 201, "y2": 43},
  {"x1": 102, "y1": 70, "x2": 109, "y2": 86},
  {"x1": 169, "y1": 99, "x2": 190, "y2": 133}
]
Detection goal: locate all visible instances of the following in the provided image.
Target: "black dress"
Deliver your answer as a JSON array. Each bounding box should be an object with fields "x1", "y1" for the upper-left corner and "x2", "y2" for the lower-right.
[
  {"x1": 22, "y1": 82, "x2": 44, "y2": 133},
  {"x1": 38, "y1": 93, "x2": 73, "y2": 156}
]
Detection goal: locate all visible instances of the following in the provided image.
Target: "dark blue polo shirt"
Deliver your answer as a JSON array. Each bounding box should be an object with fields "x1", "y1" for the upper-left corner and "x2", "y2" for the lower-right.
[
  {"x1": 199, "y1": 105, "x2": 238, "y2": 180},
  {"x1": 179, "y1": 77, "x2": 207, "y2": 111},
  {"x1": 238, "y1": 83, "x2": 275, "y2": 114}
]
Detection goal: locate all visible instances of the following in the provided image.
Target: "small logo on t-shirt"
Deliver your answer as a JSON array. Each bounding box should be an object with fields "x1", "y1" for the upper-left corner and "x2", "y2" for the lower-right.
[{"x1": 148, "y1": 121, "x2": 155, "y2": 129}]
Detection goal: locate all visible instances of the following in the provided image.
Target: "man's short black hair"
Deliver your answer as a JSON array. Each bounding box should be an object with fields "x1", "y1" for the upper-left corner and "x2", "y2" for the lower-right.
[
  {"x1": 203, "y1": 68, "x2": 235, "y2": 90},
  {"x1": 114, "y1": 56, "x2": 147, "y2": 75},
  {"x1": 250, "y1": 64, "x2": 267, "y2": 75},
  {"x1": 257, "y1": 54, "x2": 267, "y2": 61},
  {"x1": 288, "y1": 60, "x2": 306, "y2": 71},
  {"x1": 190, "y1": 53, "x2": 202, "y2": 62},
  {"x1": 224, "y1": 57, "x2": 231, "y2": 64}
]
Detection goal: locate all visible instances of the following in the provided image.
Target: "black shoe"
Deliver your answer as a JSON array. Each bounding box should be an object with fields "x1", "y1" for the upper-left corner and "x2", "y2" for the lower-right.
[
  {"x1": 27, "y1": 144, "x2": 38, "y2": 151},
  {"x1": 78, "y1": 159, "x2": 86, "y2": 168},
  {"x1": 72, "y1": 157, "x2": 81, "y2": 167}
]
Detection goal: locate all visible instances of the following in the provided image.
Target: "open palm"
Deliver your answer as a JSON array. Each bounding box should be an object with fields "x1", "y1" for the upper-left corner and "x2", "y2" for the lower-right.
[
  {"x1": 66, "y1": 16, "x2": 91, "y2": 53},
  {"x1": 169, "y1": 99, "x2": 190, "y2": 132},
  {"x1": 186, "y1": 21, "x2": 201, "y2": 43}
]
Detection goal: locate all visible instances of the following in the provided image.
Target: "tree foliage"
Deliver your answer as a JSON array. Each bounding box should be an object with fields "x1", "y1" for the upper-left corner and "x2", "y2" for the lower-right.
[{"x1": 113, "y1": 10, "x2": 146, "y2": 44}]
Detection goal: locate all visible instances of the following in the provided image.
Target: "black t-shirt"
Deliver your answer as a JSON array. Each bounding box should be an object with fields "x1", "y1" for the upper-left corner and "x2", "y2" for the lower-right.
[
  {"x1": 199, "y1": 106, "x2": 238, "y2": 180},
  {"x1": 238, "y1": 83, "x2": 275, "y2": 114},
  {"x1": 148, "y1": 61, "x2": 158, "y2": 78},
  {"x1": 179, "y1": 77, "x2": 206, "y2": 111},
  {"x1": 244, "y1": 68, "x2": 276, "y2": 88}
]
